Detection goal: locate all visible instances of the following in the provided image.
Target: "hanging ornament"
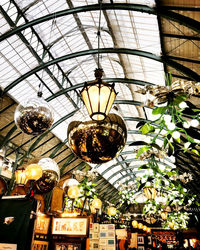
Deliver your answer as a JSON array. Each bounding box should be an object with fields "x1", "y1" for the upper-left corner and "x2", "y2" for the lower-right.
[
  {"x1": 35, "y1": 158, "x2": 60, "y2": 193},
  {"x1": 143, "y1": 187, "x2": 157, "y2": 200},
  {"x1": 68, "y1": 113, "x2": 127, "y2": 164},
  {"x1": 14, "y1": 92, "x2": 54, "y2": 135}
]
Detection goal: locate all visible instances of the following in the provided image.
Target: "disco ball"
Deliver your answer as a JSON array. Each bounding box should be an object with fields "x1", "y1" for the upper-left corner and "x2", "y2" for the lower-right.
[
  {"x1": 68, "y1": 113, "x2": 127, "y2": 164},
  {"x1": 35, "y1": 158, "x2": 60, "y2": 193},
  {"x1": 14, "y1": 95, "x2": 54, "y2": 135}
]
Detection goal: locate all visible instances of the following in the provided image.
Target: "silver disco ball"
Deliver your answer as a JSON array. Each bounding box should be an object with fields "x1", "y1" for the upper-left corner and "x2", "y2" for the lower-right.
[
  {"x1": 14, "y1": 95, "x2": 54, "y2": 135},
  {"x1": 35, "y1": 158, "x2": 60, "y2": 193},
  {"x1": 68, "y1": 113, "x2": 127, "y2": 164}
]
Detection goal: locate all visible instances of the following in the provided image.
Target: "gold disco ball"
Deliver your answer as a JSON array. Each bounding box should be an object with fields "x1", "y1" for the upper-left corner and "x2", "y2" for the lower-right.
[
  {"x1": 14, "y1": 95, "x2": 54, "y2": 135},
  {"x1": 68, "y1": 113, "x2": 127, "y2": 164},
  {"x1": 35, "y1": 158, "x2": 60, "y2": 193}
]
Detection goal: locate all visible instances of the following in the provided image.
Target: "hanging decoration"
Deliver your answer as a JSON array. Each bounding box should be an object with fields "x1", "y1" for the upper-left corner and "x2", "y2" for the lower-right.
[
  {"x1": 80, "y1": 0, "x2": 117, "y2": 121},
  {"x1": 143, "y1": 187, "x2": 157, "y2": 200},
  {"x1": 68, "y1": 113, "x2": 127, "y2": 164},
  {"x1": 14, "y1": 91, "x2": 54, "y2": 135},
  {"x1": 160, "y1": 211, "x2": 168, "y2": 220},
  {"x1": 137, "y1": 78, "x2": 200, "y2": 108},
  {"x1": 35, "y1": 158, "x2": 60, "y2": 193},
  {"x1": 73, "y1": 168, "x2": 98, "y2": 182},
  {"x1": 81, "y1": 69, "x2": 117, "y2": 121}
]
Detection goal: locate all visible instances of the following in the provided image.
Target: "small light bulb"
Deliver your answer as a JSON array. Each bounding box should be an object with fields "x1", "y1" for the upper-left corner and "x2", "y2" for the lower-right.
[
  {"x1": 172, "y1": 131, "x2": 180, "y2": 139},
  {"x1": 167, "y1": 122, "x2": 176, "y2": 130},
  {"x1": 191, "y1": 119, "x2": 199, "y2": 127},
  {"x1": 179, "y1": 102, "x2": 188, "y2": 109}
]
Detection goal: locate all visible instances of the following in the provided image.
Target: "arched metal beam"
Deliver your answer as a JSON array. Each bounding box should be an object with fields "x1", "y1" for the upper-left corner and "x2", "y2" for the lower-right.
[
  {"x1": 99, "y1": 159, "x2": 172, "y2": 179},
  {"x1": 112, "y1": 173, "x2": 136, "y2": 186},
  {"x1": 1, "y1": 3, "x2": 200, "y2": 42},
  {"x1": 46, "y1": 78, "x2": 155, "y2": 102},
  {"x1": 4, "y1": 48, "x2": 200, "y2": 94},
  {"x1": 106, "y1": 162, "x2": 172, "y2": 182}
]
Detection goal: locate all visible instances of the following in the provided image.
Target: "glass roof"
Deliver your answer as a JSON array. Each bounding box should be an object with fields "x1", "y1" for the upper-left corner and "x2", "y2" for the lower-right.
[{"x1": 0, "y1": 0, "x2": 171, "y2": 190}]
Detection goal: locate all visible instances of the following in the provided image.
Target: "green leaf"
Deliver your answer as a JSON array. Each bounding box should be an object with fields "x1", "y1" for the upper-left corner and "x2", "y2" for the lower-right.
[
  {"x1": 140, "y1": 123, "x2": 155, "y2": 135},
  {"x1": 165, "y1": 73, "x2": 172, "y2": 86},
  {"x1": 175, "y1": 137, "x2": 181, "y2": 143},
  {"x1": 168, "y1": 141, "x2": 174, "y2": 156},
  {"x1": 138, "y1": 182, "x2": 146, "y2": 192},
  {"x1": 163, "y1": 138, "x2": 168, "y2": 149},
  {"x1": 173, "y1": 95, "x2": 187, "y2": 105},
  {"x1": 147, "y1": 177, "x2": 154, "y2": 182},
  {"x1": 129, "y1": 141, "x2": 149, "y2": 147},
  {"x1": 192, "y1": 109, "x2": 200, "y2": 112},
  {"x1": 192, "y1": 149, "x2": 200, "y2": 156},
  {"x1": 152, "y1": 106, "x2": 167, "y2": 115},
  {"x1": 195, "y1": 201, "x2": 200, "y2": 206},
  {"x1": 136, "y1": 146, "x2": 150, "y2": 158}
]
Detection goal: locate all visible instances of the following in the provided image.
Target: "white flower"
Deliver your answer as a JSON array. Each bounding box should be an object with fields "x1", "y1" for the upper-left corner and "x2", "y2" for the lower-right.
[
  {"x1": 164, "y1": 115, "x2": 171, "y2": 123},
  {"x1": 179, "y1": 102, "x2": 188, "y2": 109},
  {"x1": 194, "y1": 139, "x2": 200, "y2": 144},
  {"x1": 167, "y1": 122, "x2": 176, "y2": 130},
  {"x1": 172, "y1": 131, "x2": 180, "y2": 139},
  {"x1": 146, "y1": 181, "x2": 151, "y2": 187},
  {"x1": 148, "y1": 169, "x2": 154, "y2": 175},
  {"x1": 183, "y1": 121, "x2": 190, "y2": 128},
  {"x1": 191, "y1": 119, "x2": 199, "y2": 127},
  {"x1": 164, "y1": 180, "x2": 169, "y2": 186},
  {"x1": 184, "y1": 142, "x2": 191, "y2": 149}
]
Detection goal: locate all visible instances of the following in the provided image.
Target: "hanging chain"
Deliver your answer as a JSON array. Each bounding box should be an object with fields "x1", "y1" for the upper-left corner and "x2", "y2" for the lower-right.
[{"x1": 97, "y1": 0, "x2": 103, "y2": 69}]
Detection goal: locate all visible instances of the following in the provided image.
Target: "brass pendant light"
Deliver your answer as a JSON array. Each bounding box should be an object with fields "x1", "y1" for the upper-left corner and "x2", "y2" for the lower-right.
[{"x1": 80, "y1": 0, "x2": 117, "y2": 121}]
